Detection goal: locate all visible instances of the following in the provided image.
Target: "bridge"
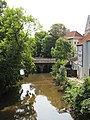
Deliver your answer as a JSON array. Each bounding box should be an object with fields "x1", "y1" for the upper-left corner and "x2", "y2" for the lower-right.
[
  {"x1": 34, "y1": 58, "x2": 56, "y2": 73},
  {"x1": 34, "y1": 58, "x2": 56, "y2": 63}
]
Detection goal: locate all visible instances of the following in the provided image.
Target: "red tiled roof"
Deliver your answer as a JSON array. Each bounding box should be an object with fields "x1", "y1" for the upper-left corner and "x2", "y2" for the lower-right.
[
  {"x1": 79, "y1": 33, "x2": 90, "y2": 44},
  {"x1": 64, "y1": 31, "x2": 83, "y2": 39}
]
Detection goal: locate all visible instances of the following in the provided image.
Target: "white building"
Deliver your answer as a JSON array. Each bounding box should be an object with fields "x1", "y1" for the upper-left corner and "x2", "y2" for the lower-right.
[
  {"x1": 64, "y1": 31, "x2": 83, "y2": 56},
  {"x1": 77, "y1": 15, "x2": 90, "y2": 79},
  {"x1": 64, "y1": 31, "x2": 83, "y2": 77},
  {"x1": 77, "y1": 33, "x2": 90, "y2": 78}
]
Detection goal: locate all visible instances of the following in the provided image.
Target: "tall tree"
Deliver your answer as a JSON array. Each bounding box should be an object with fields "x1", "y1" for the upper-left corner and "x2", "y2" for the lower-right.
[
  {"x1": 49, "y1": 23, "x2": 66, "y2": 39},
  {"x1": 41, "y1": 35, "x2": 56, "y2": 58},
  {"x1": 35, "y1": 31, "x2": 47, "y2": 57},
  {"x1": 51, "y1": 37, "x2": 74, "y2": 60},
  {"x1": 0, "y1": 7, "x2": 39, "y2": 95}
]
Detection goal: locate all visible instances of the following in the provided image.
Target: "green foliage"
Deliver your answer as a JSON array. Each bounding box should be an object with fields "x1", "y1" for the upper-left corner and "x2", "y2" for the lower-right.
[
  {"x1": 51, "y1": 60, "x2": 67, "y2": 88},
  {"x1": 81, "y1": 98, "x2": 90, "y2": 114},
  {"x1": 56, "y1": 65, "x2": 67, "y2": 84},
  {"x1": 35, "y1": 23, "x2": 67, "y2": 58},
  {"x1": 24, "y1": 37, "x2": 37, "y2": 57},
  {"x1": 51, "y1": 37, "x2": 74, "y2": 60},
  {"x1": 37, "y1": 23, "x2": 67, "y2": 58},
  {"x1": 35, "y1": 31, "x2": 47, "y2": 57},
  {"x1": 41, "y1": 35, "x2": 56, "y2": 58},
  {"x1": 49, "y1": 23, "x2": 66, "y2": 39},
  {"x1": 0, "y1": 7, "x2": 39, "y2": 95},
  {"x1": 65, "y1": 78, "x2": 90, "y2": 120},
  {"x1": 51, "y1": 60, "x2": 66, "y2": 76}
]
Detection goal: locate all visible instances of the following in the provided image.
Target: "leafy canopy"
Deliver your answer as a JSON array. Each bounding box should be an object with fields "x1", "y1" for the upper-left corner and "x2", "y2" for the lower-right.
[
  {"x1": 51, "y1": 37, "x2": 74, "y2": 60},
  {"x1": 0, "y1": 7, "x2": 39, "y2": 95},
  {"x1": 65, "y1": 77, "x2": 90, "y2": 120},
  {"x1": 35, "y1": 31, "x2": 47, "y2": 57},
  {"x1": 41, "y1": 35, "x2": 56, "y2": 58},
  {"x1": 49, "y1": 23, "x2": 66, "y2": 39}
]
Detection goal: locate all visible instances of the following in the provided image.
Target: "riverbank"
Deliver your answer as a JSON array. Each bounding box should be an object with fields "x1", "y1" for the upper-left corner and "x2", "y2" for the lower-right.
[{"x1": 68, "y1": 77, "x2": 84, "y2": 84}]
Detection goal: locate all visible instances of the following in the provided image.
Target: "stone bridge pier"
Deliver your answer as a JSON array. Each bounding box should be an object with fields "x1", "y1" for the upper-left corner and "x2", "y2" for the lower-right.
[
  {"x1": 39, "y1": 65, "x2": 44, "y2": 72},
  {"x1": 35, "y1": 64, "x2": 52, "y2": 73}
]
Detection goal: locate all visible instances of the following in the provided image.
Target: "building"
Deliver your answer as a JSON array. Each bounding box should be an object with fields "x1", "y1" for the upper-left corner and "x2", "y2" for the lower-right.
[
  {"x1": 77, "y1": 15, "x2": 90, "y2": 78},
  {"x1": 84, "y1": 15, "x2": 90, "y2": 36},
  {"x1": 65, "y1": 15, "x2": 90, "y2": 78},
  {"x1": 77, "y1": 33, "x2": 90, "y2": 78},
  {"x1": 64, "y1": 31, "x2": 83, "y2": 77},
  {"x1": 64, "y1": 31, "x2": 83, "y2": 56}
]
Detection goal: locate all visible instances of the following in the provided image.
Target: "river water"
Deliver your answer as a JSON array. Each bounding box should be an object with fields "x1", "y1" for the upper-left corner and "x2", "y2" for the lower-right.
[{"x1": 0, "y1": 73, "x2": 73, "y2": 120}]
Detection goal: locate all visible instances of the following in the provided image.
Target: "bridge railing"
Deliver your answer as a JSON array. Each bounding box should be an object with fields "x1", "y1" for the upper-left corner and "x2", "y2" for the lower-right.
[{"x1": 34, "y1": 58, "x2": 56, "y2": 63}]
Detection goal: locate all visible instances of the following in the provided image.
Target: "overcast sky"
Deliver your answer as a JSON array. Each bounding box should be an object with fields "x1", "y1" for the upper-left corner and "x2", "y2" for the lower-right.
[{"x1": 6, "y1": 0, "x2": 90, "y2": 35}]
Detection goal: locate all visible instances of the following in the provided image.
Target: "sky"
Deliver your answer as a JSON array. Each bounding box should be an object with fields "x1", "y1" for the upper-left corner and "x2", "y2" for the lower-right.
[{"x1": 6, "y1": 0, "x2": 90, "y2": 35}]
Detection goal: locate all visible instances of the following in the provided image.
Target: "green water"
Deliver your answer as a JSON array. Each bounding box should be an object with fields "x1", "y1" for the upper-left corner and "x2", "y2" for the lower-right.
[{"x1": 0, "y1": 73, "x2": 73, "y2": 120}]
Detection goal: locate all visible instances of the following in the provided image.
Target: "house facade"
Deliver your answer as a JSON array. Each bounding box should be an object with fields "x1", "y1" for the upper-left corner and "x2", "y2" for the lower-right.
[
  {"x1": 64, "y1": 31, "x2": 83, "y2": 77},
  {"x1": 77, "y1": 33, "x2": 90, "y2": 78},
  {"x1": 64, "y1": 15, "x2": 90, "y2": 78},
  {"x1": 64, "y1": 31, "x2": 83, "y2": 56},
  {"x1": 77, "y1": 15, "x2": 90, "y2": 79}
]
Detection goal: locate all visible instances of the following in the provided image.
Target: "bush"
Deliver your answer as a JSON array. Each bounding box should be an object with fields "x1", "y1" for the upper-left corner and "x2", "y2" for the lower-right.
[{"x1": 65, "y1": 78, "x2": 90, "y2": 120}]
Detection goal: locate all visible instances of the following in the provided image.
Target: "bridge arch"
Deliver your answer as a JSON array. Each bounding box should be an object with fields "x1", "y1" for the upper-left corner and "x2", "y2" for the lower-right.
[{"x1": 34, "y1": 58, "x2": 56, "y2": 73}]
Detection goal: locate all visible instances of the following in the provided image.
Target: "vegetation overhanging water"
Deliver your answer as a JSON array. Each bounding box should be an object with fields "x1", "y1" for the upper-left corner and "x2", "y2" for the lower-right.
[{"x1": 0, "y1": 73, "x2": 73, "y2": 120}]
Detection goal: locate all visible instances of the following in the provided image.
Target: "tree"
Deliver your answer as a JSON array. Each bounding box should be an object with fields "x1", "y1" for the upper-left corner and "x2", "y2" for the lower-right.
[
  {"x1": 51, "y1": 37, "x2": 74, "y2": 60},
  {"x1": 41, "y1": 35, "x2": 56, "y2": 58},
  {"x1": 35, "y1": 31, "x2": 47, "y2": 57},
  {"x1": 51, "y1": 60, "x2": 66, "y2": 76},
  {"x1": 40, "y1": 23, "x2": 66, "y2": 58},
  {"x1": 51, "y1": 60, "x2": 67, "y2": 87},
  {"x1": 49, "y1": 23, "x2": 66, "y2": 39},
  {"x1": 51, "y1": 37, "x2": 73, "y2": 91},
  {"x1": 0, "y1": 7, "x2": 39, "y2": 95},
  {"x1": 56, "y1": 65, "x2": 67, "y2": 87},
  {"x1": 24, "y1": 37, "x2": 37, "y2": 57}
]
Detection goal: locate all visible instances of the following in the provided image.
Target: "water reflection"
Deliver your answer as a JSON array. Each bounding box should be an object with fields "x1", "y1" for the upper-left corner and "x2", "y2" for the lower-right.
[
  {"x1": 14, "y1": 84, "x2": 37, "y2": 120},
  {"x1": 15, "y1": 83, "x2": 73, "y2": 120},
  {"x1": 20, "y1": 84, "x2": 36, "y2": 100},
  {"x1": 0, "y1": 74, "x2": 73, "y2": 120},
  {"x1": 34, "y1": 95, "x2": 73, "y2": 120}
]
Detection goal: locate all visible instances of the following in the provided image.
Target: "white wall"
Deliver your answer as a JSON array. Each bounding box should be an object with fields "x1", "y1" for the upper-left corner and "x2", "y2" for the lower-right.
[
  {"x1": 77, "y1": 45, "x2": 83, "y2": 66},
  {"x1": 77, "y1": 41, "x2": 90, "y2": 78},
  {"x1": 77, "y1": 45, "x2": 83, "y2": 78},
  {"x1": 87, "y1": 41, "x2": 90, "y2": 76},
  {"x1": 83, "y1": 42, "x2": 88, "y2": 77}
]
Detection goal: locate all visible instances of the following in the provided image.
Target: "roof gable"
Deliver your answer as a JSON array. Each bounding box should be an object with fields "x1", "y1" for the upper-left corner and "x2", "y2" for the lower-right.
[{"x1": 64, "y1": 31, "x2": 83, "y2": 40}]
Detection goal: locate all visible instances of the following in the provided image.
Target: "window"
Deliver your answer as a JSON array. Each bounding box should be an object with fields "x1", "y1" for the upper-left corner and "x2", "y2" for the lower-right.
[
  {"x1": 74, "y1": 42, "x2": 76, "y2": 44},
  {"x1": 89, "y1": 69, "x2": 90, "y2": 76}
]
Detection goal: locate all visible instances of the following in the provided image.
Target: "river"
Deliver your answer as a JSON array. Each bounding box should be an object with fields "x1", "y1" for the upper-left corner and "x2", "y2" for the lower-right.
[{"x1": 0, "y1": 73, "x2": 73, "y2": 120}]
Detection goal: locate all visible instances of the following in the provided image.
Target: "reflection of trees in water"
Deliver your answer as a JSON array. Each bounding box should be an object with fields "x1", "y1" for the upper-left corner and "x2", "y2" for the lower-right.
[{"x1": 14, "y1": 90, "x2": 37, "y2": 120}]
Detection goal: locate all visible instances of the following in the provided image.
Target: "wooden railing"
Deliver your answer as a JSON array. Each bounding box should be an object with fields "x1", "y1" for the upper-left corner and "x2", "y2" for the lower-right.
[{"x1": 34, "y1": 58, "x2": 56, "y2": 63}]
